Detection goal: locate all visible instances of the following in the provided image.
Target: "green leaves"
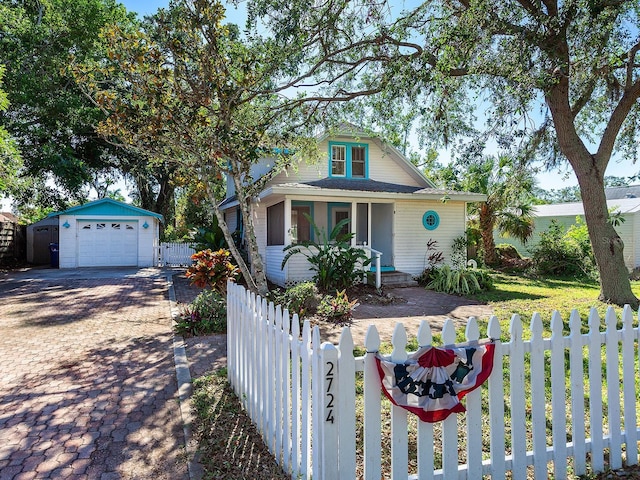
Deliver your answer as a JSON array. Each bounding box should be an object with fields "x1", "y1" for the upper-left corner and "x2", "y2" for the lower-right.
[{"x1": 281, "y1": 214, "x2": 371, "y2": 292}]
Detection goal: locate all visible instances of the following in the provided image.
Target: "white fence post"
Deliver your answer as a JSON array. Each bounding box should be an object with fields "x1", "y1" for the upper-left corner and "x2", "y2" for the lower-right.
[
  {"x1": 390, "y1": 323, "x2": 409, "y2": 480},
  {"x1": 337, "y1": 328, "x2": 356, "y2": 479},
  {"x1": 363, "y1": 326, "x2": 382, "y2": 480},
  {"x1": 550, "y1": 312, "x2": 568, "y2": 479},
  {"x1": 416, "y1": 321, "x2": 435, "y2": 480},
  {"x1": 622, "y1": 305, "x2": 638, "y2": 466}
]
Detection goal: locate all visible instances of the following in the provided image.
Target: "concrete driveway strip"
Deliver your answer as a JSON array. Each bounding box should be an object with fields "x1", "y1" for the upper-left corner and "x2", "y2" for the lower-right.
[{"x1": 0, "y1": 268, "x2": 188, "y2": 480}]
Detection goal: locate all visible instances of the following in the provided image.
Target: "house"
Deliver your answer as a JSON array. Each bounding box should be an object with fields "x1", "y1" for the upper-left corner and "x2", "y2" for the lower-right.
[
  {"x1": 496, "y1": 186, "x2": 640, "y2": 271},
  {"x1": 55, "y1": 198, "x2": 163, "y2": 268},
  {"x1": 221, "y1": 126, "x2": 485, "y2": 287}
]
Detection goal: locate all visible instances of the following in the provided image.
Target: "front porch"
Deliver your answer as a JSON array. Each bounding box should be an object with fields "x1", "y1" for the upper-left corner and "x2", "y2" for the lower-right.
[{"x1": 264, "y1": 197, "x2": 396, "y2": 288}]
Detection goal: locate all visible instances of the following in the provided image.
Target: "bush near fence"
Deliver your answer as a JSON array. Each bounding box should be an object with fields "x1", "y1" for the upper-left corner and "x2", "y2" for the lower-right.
[{"x1": 227, "y1": 281, "x2": 640, "y2": 480}]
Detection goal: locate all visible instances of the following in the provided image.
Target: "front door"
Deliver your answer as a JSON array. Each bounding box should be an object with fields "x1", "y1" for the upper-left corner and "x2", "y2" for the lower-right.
[{"x1": 371, "y1": 203, "x2": 393, "y2": 268}]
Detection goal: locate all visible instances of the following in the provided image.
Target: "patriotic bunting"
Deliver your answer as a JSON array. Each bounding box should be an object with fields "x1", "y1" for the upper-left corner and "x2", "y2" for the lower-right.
[{"x1": 375, "y1": 342, "x2": 495, "y2": 422}]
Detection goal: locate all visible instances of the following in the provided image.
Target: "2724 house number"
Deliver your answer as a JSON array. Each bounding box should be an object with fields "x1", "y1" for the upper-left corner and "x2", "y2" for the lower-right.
[{"x1": 325, "y1": 361, "x2": 335, "y2": 423}]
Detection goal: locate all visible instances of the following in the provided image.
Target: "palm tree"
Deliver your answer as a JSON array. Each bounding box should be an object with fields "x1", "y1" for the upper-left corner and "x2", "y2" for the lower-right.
[{"x1": 462, "y1": 155, "x2": 536, "y2": 266}]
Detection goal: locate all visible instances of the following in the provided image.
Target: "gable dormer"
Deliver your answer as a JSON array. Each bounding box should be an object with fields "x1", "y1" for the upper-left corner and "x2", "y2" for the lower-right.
[{"x1": 328, "y1": 141, "x2": 369, "y2": 178}]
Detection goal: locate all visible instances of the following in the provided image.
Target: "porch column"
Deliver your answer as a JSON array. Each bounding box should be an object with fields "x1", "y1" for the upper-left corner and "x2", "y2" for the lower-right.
[
  {"x1": 284, "y1": 198, "x2": 292, "y2": 246},
  {"x1": 350, "y1": 201, "x2": 357, "y2": 247}
]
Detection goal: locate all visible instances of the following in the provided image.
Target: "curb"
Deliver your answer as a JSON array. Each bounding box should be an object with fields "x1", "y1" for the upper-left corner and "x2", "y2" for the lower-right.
[{"x1": 167, "y1": 272, "x2": 204, "y2": 480}]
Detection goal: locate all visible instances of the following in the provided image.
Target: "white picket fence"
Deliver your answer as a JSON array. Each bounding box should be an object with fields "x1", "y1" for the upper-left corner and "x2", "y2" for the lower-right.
[
  {"x1": 226, "y1": 281, "x2": 640, "y2": 479},
  {"x1": 159, "y1": 242, "x2": 196, "y2": 266}
]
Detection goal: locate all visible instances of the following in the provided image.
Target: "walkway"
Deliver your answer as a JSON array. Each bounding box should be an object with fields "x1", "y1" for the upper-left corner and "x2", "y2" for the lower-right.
[{"x1": 0, "y1": 267, "x2": 188, "y2": 480}]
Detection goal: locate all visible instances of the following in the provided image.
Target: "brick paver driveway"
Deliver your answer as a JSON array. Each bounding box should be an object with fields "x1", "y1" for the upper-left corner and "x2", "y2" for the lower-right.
[{"x1": 0, "y1": 268, "x2": 188, "y2": 480}]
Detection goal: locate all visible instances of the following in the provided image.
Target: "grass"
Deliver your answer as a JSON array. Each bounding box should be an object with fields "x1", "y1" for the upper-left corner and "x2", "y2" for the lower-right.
[
  {"x1": 470, "y1": 272, "x2": 640, "y2": 337},
  {"x1": 190, "y1": 368, "x2": 289, "y2": 480}
]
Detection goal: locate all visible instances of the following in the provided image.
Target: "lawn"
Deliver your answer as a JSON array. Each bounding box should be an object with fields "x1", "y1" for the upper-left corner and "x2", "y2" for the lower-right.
[{"x1": 470, "y1": 272, "x2": 640, "y2": 333}]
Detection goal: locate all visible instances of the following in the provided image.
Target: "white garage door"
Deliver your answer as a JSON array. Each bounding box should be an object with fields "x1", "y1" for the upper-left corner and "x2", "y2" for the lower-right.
[{"x1": 77, "y1": 221, "x2": 138, "y2": 267}]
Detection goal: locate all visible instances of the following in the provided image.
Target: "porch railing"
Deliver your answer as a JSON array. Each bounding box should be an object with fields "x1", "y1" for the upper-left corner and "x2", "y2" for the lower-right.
[{"x1": 359, "y1": 245, "x2": 382, "y2": 289}]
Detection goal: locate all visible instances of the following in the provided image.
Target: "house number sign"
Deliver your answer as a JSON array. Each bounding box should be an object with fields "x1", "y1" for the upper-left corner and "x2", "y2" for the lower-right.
[{"x1": 325, "y1": 361, "x2": 335, "y2": 423}]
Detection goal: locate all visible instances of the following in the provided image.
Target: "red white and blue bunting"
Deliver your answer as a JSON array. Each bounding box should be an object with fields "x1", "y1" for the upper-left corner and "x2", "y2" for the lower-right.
[{"x1": 375, "y1": 342, "x2": 495, "y2": 422}]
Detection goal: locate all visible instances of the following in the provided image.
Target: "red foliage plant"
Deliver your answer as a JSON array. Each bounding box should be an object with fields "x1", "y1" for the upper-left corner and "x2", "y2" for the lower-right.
[{"x1": 185, "y1": 249, "x2": 240, "y2": 293}]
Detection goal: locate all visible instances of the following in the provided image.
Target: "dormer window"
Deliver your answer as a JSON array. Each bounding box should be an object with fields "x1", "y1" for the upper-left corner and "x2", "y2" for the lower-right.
[
  {"x1": 329, "y1": 142, "x2": 368, "y2": 178},
  {"x1": 331, "y1": 145, "x2": 346, "y2": 176}
]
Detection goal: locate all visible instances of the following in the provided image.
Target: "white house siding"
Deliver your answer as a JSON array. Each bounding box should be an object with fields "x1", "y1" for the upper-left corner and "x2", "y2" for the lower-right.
[
  {"x1": 265, "y1": 246, "x2": 287, "y2": 286},
  {"x1": 366, "y1": 142, "x2": 422, "y2": 186},
  {"x1": 223, "y1": 207, "x2": 238, "y2": 234},
  {"x1": 283, "y1": 254, "x2": 315, "y2": 286},
  {"x1": 496, "y1": 214, "x2": 638, "y2": 270},
  {"x1": 267, "y1": 139, "x2": 423, "y2": 187},
  {"x1": 393, "y1": 200, "x2": 467, "y2": 276}
]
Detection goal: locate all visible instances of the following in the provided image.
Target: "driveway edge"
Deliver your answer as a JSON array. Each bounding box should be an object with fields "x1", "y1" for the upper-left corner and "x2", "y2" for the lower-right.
[{"x1": 167, "y1": 273, "x2": 204, "y2": 480}]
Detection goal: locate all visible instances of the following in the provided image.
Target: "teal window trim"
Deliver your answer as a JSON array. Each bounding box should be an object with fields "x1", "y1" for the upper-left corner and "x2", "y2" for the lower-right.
[
  {"x1": 422, "y1": 210, "x2": 440, "y2": 230},
  {"x1": 292, "y1": 201, "x2": 314, "y2": 242},
  {"x1": 328, "y1": 141, "x2": 369, "y2": 179}
]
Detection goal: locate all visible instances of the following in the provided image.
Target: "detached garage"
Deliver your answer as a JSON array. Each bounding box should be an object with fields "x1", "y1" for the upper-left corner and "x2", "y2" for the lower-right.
[{"x1": 57, "y1": 199, "x2": 163, "y2": 268}]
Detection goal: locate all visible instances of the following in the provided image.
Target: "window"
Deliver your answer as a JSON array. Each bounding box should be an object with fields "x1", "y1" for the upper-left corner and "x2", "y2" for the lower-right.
[
  {"x1": 267, "y1": 202, "x2": 285, "y2": 246},
  {"x1": 351, "y1": 146, "x2": 366, "y2": 177},
  {"x1": 329, "y1": 142, "x2": 368, "y2": 178},
  {"x1": 422, "y1": 211, "x2": 440, "y2": 230},
  {"x1": 112, "y1": 223, "x2": 121, "y2": 230},
  {"x1": 96, "y1": 223, "x2": 106, "y2": 230},
  {"x1": 291, "y1": 203, "x2": 312, "y2": 243},
  {"x1": 331, "y1": 145, "x2": 346, "y2": 176},
  {"x1": 82, "y1": 224, "x2": 91, "y2": 230},
  {"x1": 126, "y1": 225, "x2": 134, "y2": 230}
]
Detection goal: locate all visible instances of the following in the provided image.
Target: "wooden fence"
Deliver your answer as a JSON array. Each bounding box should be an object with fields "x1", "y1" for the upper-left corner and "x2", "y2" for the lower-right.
[
  {"x1": 0, "y1": 221, "x2": 26, "y2": 265},
  {"x1": 226, "y1": 281, "x2": 640, "y2": 479},
  {"x1": 159, "y1": 242, "x2": 196, "y2": 266}
]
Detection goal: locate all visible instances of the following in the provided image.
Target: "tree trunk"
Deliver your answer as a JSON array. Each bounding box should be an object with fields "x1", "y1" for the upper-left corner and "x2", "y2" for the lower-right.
[
  {"x1": 234, "y1": 186, "x2": 269, "y2": 296},
  {"x1": 479, "y1": 204, "x2": 498, "y2": 266},
  {"x1": 546, "y1": 72, "x2": 638, "y2": 308},
  {"x1": 203, "y1": 176, "x2": 269, "y2": 296},
  {"x1": 573, "y1": 160, "x2": 638, "y2": 307}
]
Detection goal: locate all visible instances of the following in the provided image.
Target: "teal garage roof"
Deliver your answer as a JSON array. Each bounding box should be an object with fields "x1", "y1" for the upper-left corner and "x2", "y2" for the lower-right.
[{"x1": 53, "y1": 198, "x2": 164, "y2": 222}]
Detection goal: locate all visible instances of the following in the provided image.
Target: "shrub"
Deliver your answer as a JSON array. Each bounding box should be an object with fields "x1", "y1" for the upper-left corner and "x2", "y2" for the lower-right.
[
  {"x1": 531, "y1": 219, "x2": 595, "y2": 277},
  {"x1": 416, "y1": 239, "x2": 445, "y2": 287},
  {"x1": 186, "y1": 248, "x2": 240, "y2": 293},
  {"x1": 450, "y1": 235, "x2": 468, "y2": 269},
  {"x1": 427, "y1": 265, "x2": 493, "y2": 295},
  {"x1": 317, "y1": 290, "x2": 359, "y2": 324},
  {"x1": 269, "y1": 281, "x2": 321, "y2": 319},
  {"x1": 174, "y1": 289, "x2": 227, "y2": 337},
  {"x1": 281, "y1": 215, "x2": 370, "y2": 292}
]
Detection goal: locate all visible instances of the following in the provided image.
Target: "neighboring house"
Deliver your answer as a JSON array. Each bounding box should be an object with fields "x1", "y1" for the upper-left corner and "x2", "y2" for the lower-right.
[
  {"x1": 55, "y1": 199, "x2": 163, "y2": 268},
  {"x1": 496, "y1": 186, "x2": 640, "y2": 271},
  {"x1": 221, "y1": 126, "x2": 485, "y2": 287}
]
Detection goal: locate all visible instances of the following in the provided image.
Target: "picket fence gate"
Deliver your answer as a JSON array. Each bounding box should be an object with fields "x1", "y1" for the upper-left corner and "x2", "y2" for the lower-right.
[
  {"x1": 226, "y1": 281, "x2": 640, "y2": 479},
  {"x1": 159, "y1": 242, "x2": 196, "y2": 266}
]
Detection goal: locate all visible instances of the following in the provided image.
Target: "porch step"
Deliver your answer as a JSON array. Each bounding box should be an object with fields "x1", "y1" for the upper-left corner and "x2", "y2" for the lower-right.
[{"x1": 379, "y1": 271, "x2": 418, "y2": 288}]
